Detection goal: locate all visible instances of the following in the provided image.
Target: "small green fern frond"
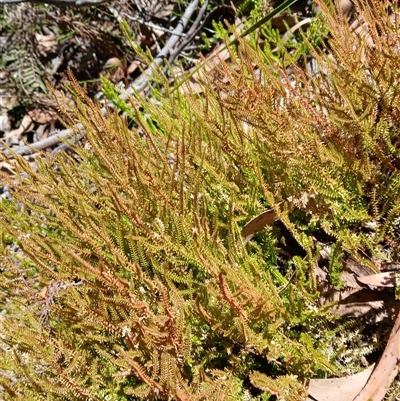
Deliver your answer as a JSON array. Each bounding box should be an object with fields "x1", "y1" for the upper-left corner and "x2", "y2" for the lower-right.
[{"x1": 250, "y1": 371, "x2": 307, "y2": 401}]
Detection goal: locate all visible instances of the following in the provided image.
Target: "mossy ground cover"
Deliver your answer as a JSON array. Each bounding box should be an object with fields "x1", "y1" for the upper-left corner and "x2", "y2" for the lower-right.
[{"x1": 0, "y1": 0, "x2": 400, "y2": 400}]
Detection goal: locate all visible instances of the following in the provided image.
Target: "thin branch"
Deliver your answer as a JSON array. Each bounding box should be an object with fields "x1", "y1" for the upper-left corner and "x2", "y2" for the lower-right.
[
  {"x1": 167, "y1": 0, "x2": 210, "y2": 65},
  {"x1": 0, "y1": 0, "x2": 108, "y2": 4},
  {"x1": 122, "y1": 13, "x2": 188, "y2": 38},
  {"x1": 124, "y1": 0, "x2": 200, "y2": 96},
  {"x1": 8, "y1": 127, "x2": 82, "y2": 157},
  {"x1": 9, "y1": 0, "x2": 200, "y2": 156}
]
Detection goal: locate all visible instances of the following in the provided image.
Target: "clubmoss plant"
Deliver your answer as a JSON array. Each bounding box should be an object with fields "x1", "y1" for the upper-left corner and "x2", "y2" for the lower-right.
[{"x1": 0, "y1": 0, "x2": 400, "y2": 399}]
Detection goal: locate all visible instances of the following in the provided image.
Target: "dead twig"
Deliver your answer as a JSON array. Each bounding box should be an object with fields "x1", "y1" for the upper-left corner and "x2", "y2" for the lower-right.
[
  {"x1": 122, "y1": 14, "x2": 188, "y2": 38},
  {"x1": 124, "y1": 0, "x2": 200, "y2": 96},
  {"x1": 0, "y1": 0, "x2": 107, "y2": 4},
  {"x1": 9, "y1": 0, "x2": 200, "y2": 156},
  {"x1": 167, "y1": 0, "x2": 210, "y2": 65},
  {"x1": 0, "y1": 0, "x2": 109, "y2": 6}
]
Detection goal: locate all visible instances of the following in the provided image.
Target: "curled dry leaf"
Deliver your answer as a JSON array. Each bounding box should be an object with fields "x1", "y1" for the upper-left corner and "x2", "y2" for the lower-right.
[
  {"x1": 315, "y1": 257, "x2": 400, "y2": 324},
  {"x1": 103, "y1": 58, "x2": 127, "y2": 84},
  {"x1": 28, "y1": 109, "x2": 59, "y2": 125},
  {"x1": 0, "y1": 113, "x2": 11, "y2": 133},
  {"x1": 241, "y1": 208, "x2": 278, "y2": 244},
  {"x1": 308, "y1": 310, "x2": 400, "y2": 400},
  {"x1": 328, "y1": 288, "x2": 400, "y2": 323},
  {"x1": 5, "y1": 115, "x2": 33, "y2": 140},
  {"x1": 342, "y1": 255, "x2": 379, "y2": 283},
  {"x1": 105, "y1": 57, "x2": 122, "y2": 68},
  {"x1": 35, "y1": 32, "x2": 57, "y2": 57},
  {"x1": 353, "y1": 309, "x2": 400, "y2": 401},
  {"x1": 241, "y1": 200, "x2": 291, "y2": 244},
  {"x1": 307, "y1": 364, "x2": 375, "y2": 401},
  {"x1": 127, "y1": 60, "x2": 142, "y2": 75},
  {"x1": 356, "y1": 272, "x2": 397, "y2": 288}
]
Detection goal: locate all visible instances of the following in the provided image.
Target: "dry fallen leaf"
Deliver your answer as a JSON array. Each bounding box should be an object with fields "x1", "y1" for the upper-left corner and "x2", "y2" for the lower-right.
[
  {"x1": 328, "y1": 288, "x2": 400, "y2": 324},
  {"x1": 315, "y1": 257, "x2": 400, "y2": 324},
  {"x1": 314, "y1": 250, "x2": 400, "y2": 400},
  {"x1": 5, "y1": 114, "x2": 33, "y2": 140},
  {"x1": 0, "y1": 112, "x2": 11, "y2": 133},
  {"x1": 240, "y1": 199, "x2": 293, "y2": 244},
  {"x1": 353, "y1": 309, "x2": 400, "y2": 401},
  {"x1": 307, "y1": 364, "x2": 375, "y2": 401},
  {"x1": 127, "y1": 60, "x2": 142, "y2": 75},
  {"x1": 241, "y1": 208, "x2": 278, "y2": 244},
  {"x1": 342, "y1": 256, "x2": 379, "y2": 283},
  {"x1": 28, "y1": 108, "x2": 58, "y2": 124},
  {"x1": 35, "y1": 32, "x2": 57, "y2": 57},
  {"x1": 356, "y1": 272, "x2": 397, "y2": 288}
]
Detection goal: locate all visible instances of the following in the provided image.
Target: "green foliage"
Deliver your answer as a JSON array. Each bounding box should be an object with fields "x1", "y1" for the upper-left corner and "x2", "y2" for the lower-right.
[
  {"x1": 0, "y1": 6, "x2": 49, "y2": 96},
  {"x1": 100, "y1": 76, "x2": 136, "y2": 121},
  {"x1": 235, "y1": 0, "x2": 299, "y2": 44},
  {"x1": 327, "y1": 242, "x2": 345, "y2": 288},
  {"x1": 0, "y1": 0, "x2": 400, "y2": 399}
]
